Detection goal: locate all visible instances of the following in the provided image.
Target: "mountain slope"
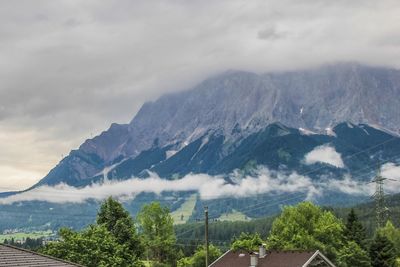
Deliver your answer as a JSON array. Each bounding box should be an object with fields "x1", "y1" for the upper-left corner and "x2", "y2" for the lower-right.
[
  {"x1": 31, "y1": 63, "x2": 400, "y2": 187},
  {"x1": 36, "y1": 122, "x2": 400, "y2": 189},
  {"x1": 2, "y1": 122, "x2": 400, "y2": 231}
]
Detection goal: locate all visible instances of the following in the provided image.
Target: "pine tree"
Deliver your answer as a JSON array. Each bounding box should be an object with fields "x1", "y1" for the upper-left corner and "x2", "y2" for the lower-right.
[
  {"x1": 369, "y1": 232, "x2": 397, "y2": 267},
  {"x1": 96, "y1": 197, "x2": 143, "y2": 256},
  {"x1": 344, "y1": 209, "x2": 366, "y2": 248}
]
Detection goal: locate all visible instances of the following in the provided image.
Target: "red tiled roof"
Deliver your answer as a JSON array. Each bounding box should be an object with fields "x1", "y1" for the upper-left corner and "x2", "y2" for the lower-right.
[{"x1": 210, "y1": 250, "x2": 322, "y2": 267}]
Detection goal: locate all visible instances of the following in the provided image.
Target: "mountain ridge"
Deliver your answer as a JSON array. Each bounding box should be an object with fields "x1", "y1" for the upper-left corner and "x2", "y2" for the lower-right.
[
  {"x1": 32, "y1": 121, "x2": 400, "y2": 189},
  {"x1": 10, "y1": 62, "x2": 400, "y2": 190}
]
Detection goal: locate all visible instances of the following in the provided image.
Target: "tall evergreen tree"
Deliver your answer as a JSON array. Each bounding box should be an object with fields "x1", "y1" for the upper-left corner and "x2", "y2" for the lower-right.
[
  {"x1": 369, "y1": 232, "x2": 397, "y2": 267},
  {"x1": 344, "y1": 208, "x2": 366, "y2": 248},
  {"x1": 96, "y1": 197, "x2": 143, "y2": 256}
]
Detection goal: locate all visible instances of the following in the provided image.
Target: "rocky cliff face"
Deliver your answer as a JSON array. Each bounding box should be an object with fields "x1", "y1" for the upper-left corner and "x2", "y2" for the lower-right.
[{"x1": 36, "y1": 63, "x2": 400, "y2": 185}]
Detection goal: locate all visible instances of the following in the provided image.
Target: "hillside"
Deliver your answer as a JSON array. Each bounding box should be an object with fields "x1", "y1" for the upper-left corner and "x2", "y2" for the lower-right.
[{"x1": 175, "y1": 193, "x2": 400, "y2": 252}]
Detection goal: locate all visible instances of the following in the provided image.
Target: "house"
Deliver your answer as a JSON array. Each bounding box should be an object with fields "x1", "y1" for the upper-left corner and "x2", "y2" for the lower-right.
[
  {"x1": 0, "y1": 244, "x2": 82, "y2": 266},
  {"x1": 210, "y1": 246, "x2": 336, "y2": 267}
]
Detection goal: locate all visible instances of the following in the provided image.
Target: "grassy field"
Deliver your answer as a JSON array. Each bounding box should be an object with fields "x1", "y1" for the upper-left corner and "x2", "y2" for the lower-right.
[
  {"x1": 0, "y1": 230, "x2": 53, "y2": 242},
  {"x1": 171, "y1": 194, "x2": 197, "y2": 225},
  {"x1": 217, "y1": 209, "x2": 251, "y2": 222}
]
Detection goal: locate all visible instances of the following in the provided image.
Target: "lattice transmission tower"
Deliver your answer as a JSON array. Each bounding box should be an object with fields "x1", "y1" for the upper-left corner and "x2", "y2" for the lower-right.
[{"x1": 369, "y1": 169, "x2": 397, "y2": 228}]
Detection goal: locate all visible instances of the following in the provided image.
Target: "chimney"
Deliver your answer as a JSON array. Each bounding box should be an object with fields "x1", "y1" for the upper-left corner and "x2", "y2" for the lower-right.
[
  {"x1": 250, "y1": 253, "x2": 258, "y2": 267},
  {"x1": 259, "y1": 245, "x2": 266, "y2": 258}
]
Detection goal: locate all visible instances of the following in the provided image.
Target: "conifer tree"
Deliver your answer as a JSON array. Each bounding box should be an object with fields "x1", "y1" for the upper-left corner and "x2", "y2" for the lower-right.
[
  {"x1": 96, "y1": 197, "x2": 143, "y2": 256},
  {"x1": 344, "y1": 208, "x2": 366, "y2": 248},
  {"x1": 369, "y1": 232, "x2": 397, "y2": 267}
]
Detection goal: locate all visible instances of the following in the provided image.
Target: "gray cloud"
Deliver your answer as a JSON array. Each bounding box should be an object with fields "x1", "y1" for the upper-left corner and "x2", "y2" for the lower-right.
[
  {"x1": 257, "y1": 25, "x2": 286, "y2": 40},
  {"x1": 1, "y1": 0, "x2": 400, "y2": 189}
]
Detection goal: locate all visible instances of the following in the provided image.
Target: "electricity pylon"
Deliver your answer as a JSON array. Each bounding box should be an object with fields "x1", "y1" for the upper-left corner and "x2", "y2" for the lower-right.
[{"x1": 369, "y1": 170, "x2": 396, "y2": 228}]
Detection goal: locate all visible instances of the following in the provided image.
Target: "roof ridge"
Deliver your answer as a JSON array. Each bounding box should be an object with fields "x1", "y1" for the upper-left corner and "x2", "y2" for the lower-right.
[
  {"x1": 0, "y1": 244, "x2": 84, "y2": 266},
  {"x1": 267, "y1": 249, "x2": 316, "y2": 253}
]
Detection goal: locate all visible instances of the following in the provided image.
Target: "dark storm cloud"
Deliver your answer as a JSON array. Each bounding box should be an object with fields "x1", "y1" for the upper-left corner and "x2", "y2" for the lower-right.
[{"x1": 1, "y1": 0, "x2": 400, "y2": 189}]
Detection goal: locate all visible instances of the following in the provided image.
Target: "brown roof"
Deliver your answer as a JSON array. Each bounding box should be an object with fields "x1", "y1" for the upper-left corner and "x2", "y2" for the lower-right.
[
  {"x1": 0, "y1": 244, "x2": 82, "y2": 267},
  {"x1": 210, "y1": 250, "x2": 334, "y2": 267}
]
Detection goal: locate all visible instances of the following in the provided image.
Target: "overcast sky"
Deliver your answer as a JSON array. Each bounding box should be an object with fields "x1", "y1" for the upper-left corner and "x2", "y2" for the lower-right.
[{"x1": 1, "y1": 0, "x2": 400, "y2": 191}]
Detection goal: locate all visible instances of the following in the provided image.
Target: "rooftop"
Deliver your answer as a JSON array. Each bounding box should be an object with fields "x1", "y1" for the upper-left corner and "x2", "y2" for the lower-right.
[
  {"x1": 210, "y1": 249, "x2": 335, "y2": 267},
  {"x1": 0, "y1": 244, "x2": 82, "y2": 267}
]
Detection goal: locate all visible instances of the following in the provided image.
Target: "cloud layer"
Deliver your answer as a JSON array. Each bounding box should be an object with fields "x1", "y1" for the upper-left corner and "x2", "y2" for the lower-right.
[
  {"x1": 304, "y1": 145, "x2": 345, "y2": 168},
  {"x1": 2, "y1": 163, "x2": 399, "y2": 205},
  {"x1": 2, "y1": 0, "x2": 400, "y2": 189}
]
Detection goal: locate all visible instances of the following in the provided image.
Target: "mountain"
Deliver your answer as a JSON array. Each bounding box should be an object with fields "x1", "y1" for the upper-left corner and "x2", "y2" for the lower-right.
[
  {"x1": 2, "y1": 63, "x2": 400, "y2": 231},
  {"x1": 34, "y1": 63, "x2": 400, "y2": 187},
  {"x1": 2, "y1": 122, "x2": 399, "y2": 230}
]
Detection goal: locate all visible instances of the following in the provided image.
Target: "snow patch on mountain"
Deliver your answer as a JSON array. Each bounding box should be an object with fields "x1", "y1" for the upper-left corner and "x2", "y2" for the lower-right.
[
  {"x1": 166, "y1": 150, "x2": 178, "y2": 159},
  {"x1": 326, "y1": 128, "x2": 337, "y2": 137},
  {"x1": 299, "y1": 128, "x2": 317, "y2": 136}
]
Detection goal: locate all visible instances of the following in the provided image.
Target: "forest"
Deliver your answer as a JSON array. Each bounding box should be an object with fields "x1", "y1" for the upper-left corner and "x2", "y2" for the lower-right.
[{"x1": 4, "y1": 196, "x2": 399, "y2": 267}]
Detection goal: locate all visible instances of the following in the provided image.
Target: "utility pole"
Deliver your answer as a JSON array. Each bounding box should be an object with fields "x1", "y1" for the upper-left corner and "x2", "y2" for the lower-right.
[{"x1": 204, "y1": 206, "x2": 209, "y2": 267}]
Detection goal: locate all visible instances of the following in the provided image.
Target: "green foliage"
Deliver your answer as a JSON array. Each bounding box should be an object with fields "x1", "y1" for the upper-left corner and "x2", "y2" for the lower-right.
[
  {"x1": 97, "y1": 197, "x2": 131, "y2": 231},
  {"x1": 177, "y1": 245, "x2": 221, "y2": 267},
  {"x1": 344, "y1": 209, "x2": 367, "y2": 248},
  {"x1": 231, "y1": 232, "x2": 263, "y2": 252},
  {"x1": 97, "y1": 197, "x2": 143, "y2": 255},
  {"x1": 151, "y1": 262, "x2": 172, "y2": 267},
  {"x1": 267, "y1": 202, "x2": 344, "y2": 261},
  {"x1": 175, "y1": 216, "x2": 275, "y2": 256},
  {"x1": 369, "y1": 232, "x2": 397, "y2": 267},
  {"x1": 138, "y1": 202, "x2": 177, "y2": 265},
  {"x1": 40, "y1": 225, "x2": 143, "y2": 267},
  {"x1": 41, "y1": 198, "x2": 143, "y2": 266},
  {"x1": 337, "y1": 241, "x2": 371, "y2": 267},
  {"x1": 378, "y1": 221, "x2": 400, "y2": 256}
]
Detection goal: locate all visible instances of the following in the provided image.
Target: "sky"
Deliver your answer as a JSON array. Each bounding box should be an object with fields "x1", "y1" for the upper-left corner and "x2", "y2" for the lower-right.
[{"x1": 1, "y1": 0, "x2": 400, "y2": 190}]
